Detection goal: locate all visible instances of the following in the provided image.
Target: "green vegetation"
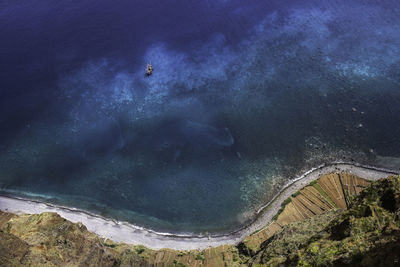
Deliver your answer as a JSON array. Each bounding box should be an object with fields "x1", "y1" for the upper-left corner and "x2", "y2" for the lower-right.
[
  {"x1": 312, "y1": 183, "x2": 338, "y2": 208},
  {"x1": 1, "y1": 173, "x2": 399, "y2": 266},
  {"x1": 173, "y1": 259, "x2": 186, "y2": 267},
  {"x1": 251, "y1": 175, "x2": 400, "y2": 266},
  {"x1": 292, "y1": 190, "x2": 301, "y2": 197},
  {"x1": 177, "y1": 251, "x2": 185, "y2": 257},
  {"x1": 309, "y1": 180, "x2": 318, "y2": 186},
  {"x1": 272, "y1": 197, "x2": 292, "y2": 220},
  {"x1": 251, "y1": 222, "x2": 271, "y2": 235},
  {"x1": 195, "y1": 252, "x2": 205, "y2": 262},
  {"x1": 134, "y1": 245, "x2": 146, "y2": 254},
  {"x1": 282, "y1": 197, "x2": 292, "y2": 206},
  {"x1": 103, "y1": 242, "x2": 117, "y2": 248},
  {"x1": 252, "y1": 210, "x2": 339, "y2": 266}
]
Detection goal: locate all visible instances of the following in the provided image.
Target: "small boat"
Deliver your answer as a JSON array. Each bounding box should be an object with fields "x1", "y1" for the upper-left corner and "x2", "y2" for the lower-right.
[{"x1": 146, "y1": 63, "x2": 153, "y2": 76}]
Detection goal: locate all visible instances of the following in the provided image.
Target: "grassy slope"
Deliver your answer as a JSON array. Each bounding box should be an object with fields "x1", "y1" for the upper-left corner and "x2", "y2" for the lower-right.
[
  {"x1": 251, "y1": 175, "x2": 400, "y2": 266},
  {"x1": 0, "y1": 174, "x2": 399, "y2": 266}
]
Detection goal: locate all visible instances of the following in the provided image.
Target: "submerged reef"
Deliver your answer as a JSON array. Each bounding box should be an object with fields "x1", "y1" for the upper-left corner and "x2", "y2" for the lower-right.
[{"x1": 1, "y1": 173, "x2": 400, "y2": 266}]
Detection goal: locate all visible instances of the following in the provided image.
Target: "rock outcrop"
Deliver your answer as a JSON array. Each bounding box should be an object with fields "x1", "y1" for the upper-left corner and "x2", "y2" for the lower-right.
[
  {"x1": 240, "y1": 172, "x2": 371, "y2": 256},
  {"x1": 250, "y1": 174, "x2": 400, "y2": 266},
  {"x1": 1, "y1": 173, "x2": 399, "y2": 266}
]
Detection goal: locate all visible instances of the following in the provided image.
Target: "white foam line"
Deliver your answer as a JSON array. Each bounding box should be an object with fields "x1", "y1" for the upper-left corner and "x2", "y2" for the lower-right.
[
  {"x1": 255, "y1": 161, "x2": 398, "y2": 214},
  {"x1": 0, "y1": 162, "x2": 398, "y2": 250}
]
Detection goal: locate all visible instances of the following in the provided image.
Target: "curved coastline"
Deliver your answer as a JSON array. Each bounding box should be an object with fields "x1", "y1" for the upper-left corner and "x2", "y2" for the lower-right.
[{"x1": 0, "y1": 161, "x2": 398, "y2": 250}]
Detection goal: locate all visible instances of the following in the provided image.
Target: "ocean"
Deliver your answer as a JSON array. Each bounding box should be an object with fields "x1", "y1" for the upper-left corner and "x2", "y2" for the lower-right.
[{"x1": 1, "y1": 0, "x2": 400, "y2": 233}]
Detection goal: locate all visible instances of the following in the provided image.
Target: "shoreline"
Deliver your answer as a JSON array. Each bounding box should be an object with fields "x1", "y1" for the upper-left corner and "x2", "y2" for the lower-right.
[{"x1": 0, "y1": 161, "x2": 398, "y2": 250}]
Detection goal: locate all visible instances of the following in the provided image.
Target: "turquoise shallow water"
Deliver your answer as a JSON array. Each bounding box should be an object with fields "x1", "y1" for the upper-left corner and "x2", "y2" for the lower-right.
[{"x1": 1, "y1": 0, "x2": 400, "y2": 233}]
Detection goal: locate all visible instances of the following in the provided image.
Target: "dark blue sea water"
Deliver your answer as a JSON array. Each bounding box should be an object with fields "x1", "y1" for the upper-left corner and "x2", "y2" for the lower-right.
[{"x1": 1, "y1": 0, "x2": 400, "y2": 233}]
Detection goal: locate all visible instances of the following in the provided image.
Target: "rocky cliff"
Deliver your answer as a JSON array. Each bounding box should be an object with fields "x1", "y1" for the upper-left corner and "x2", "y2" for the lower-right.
[{"x1": 1, "y1": 173, "x2": 399, "y2": 266}]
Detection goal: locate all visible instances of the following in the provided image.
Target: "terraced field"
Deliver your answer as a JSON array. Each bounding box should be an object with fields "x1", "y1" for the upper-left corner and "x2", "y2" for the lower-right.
[
  {"x1": 148, "y1": 245, "x2": 240, "y2": 267},
  {"x1": 0, "y1": 172, "x2": 374, "y2": 266},
  {"x1": 0, "y1": 210, "x2": 243, "y2": 267},
  {"x1": 240, "y1": 172, "x2": 371, "y2": 255}
]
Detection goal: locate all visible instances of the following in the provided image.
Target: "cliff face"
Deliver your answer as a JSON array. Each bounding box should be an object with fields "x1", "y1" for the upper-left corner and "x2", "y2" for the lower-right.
[
  {"x1": 250, "y1": 175, "x2": 400, "y2": 266},
  {"x1": 1, "y1": 174, "x2": 399, "y2": 267},
  {"x1": 0, "y1": 212, "x2": 120, "y2": 266},
  {"x1": 240, "y1": 172, "x2": 371, "y2": 257},
  {"x1": 0, "y1": 211, "x2": 243, "y2": 266}
]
